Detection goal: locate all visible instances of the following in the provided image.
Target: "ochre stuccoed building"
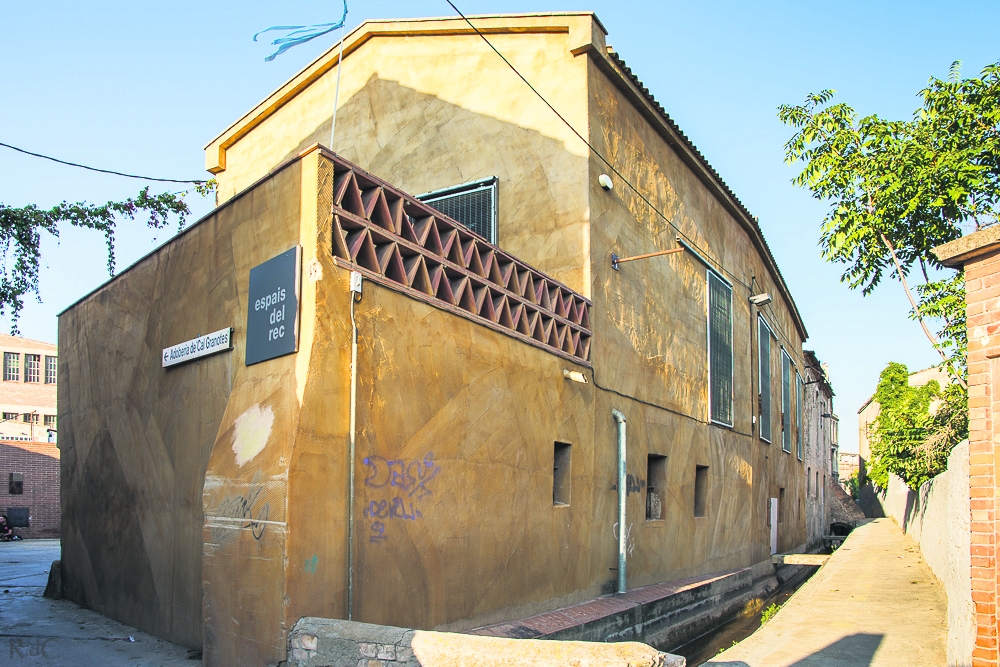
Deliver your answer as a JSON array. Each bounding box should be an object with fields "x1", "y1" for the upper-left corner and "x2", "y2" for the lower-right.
[{"x1": 58, "y1": 13, "x2": 809, "y2": 665}]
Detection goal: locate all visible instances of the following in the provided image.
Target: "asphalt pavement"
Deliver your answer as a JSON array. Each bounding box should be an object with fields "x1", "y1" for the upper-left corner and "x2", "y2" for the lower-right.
[{"x1": 0, "y1": 540, "x2": 199, "y2": 666}]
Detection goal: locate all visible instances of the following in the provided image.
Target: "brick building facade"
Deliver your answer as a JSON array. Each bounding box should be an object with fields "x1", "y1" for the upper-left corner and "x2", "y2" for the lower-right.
[
  {"x1": 0, "y1": 439, "x2": 59, "y2": 539},
  {"x1": 936, "y1": 226, "x2": 1000, "y2": 666},
  {"x1": 0, "y1": 334, "x2": 58, "y2": 442}
]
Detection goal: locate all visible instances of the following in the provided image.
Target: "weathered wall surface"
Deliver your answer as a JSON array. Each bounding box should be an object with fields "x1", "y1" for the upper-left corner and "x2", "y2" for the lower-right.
[
  {"x1": 586, "y1": 55, "x2": 807, "y2": 565},
  {"x1": 209, "y1": 16, "x2": 597, "y2": 296},
  {"x1": 877, "y1": 441, "x2": 974, "y2": 667},
  {"x1": 58, "y1": 158, "x2": 303, "y2": 651},
  {"x1": 0, "y1": 440, "x2": 59, "y2": 538}
]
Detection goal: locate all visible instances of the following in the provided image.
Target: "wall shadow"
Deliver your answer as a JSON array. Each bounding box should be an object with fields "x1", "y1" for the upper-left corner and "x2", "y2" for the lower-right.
[{"x1": 788, "y1": 632, "x2": 884, "y2": 666}]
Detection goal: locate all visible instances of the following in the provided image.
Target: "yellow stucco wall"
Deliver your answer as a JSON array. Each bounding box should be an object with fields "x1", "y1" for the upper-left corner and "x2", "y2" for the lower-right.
[{"x1": 60, "y1": 12, "x2": 809, "y2": 666}]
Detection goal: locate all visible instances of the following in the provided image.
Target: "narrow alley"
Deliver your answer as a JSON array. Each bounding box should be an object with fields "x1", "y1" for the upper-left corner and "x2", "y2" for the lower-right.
[{"x1": 707, "y1": 519, "x2": 947, "y2": 666}]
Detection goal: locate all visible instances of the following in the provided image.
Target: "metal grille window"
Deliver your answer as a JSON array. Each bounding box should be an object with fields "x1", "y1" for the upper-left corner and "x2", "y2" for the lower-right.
[
  {"x1": 3, "y1": 352, "x2": 19, "y2": 381},
  {"x1": 781, "y1": 351, "x2": 792, "y2": 453},
  {"x1": 758, "y1": 316, "x2": 772, "y2": 442},
  {"x1": 24, "y1": 354, "x2": 40, "y2": 383},
  {"x1": 44, "y1": 355, "x2": 57, "y2": 384},
  {"x1": 23, "y1": 413, "x2": 38, "y2": 424},
  {"x1": 44, "y1": 415, "x2": 57, "y2": 428},
  {"x1": 796, "y1": 372, "x2": 804, "y2": 460},
  {"x1": 416, "y1": 177, "x2": 498, "y2": 244},
  {"x1": 708, "y1": 272, "x2": 733, "y2": 426}
]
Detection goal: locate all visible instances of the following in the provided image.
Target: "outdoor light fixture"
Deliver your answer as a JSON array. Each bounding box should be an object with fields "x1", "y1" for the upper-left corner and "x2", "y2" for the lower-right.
[
  {"x1": 748, "y1": 293, "x2": 772, "y2": 306},
  {"x1": 599, "y1": 174, "x2": 613, "y2": 191},
  {"x1": 563, "y1": 369, "x2": 589, "y2": 384}
]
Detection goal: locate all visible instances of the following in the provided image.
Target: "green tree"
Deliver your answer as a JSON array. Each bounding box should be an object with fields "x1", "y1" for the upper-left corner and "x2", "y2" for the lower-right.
[
  {"x1": 867, "y1": 362, "x2": 968, "y2": 491},
  {"x1": 0, "y1": 181, "x2": 214, "y2": 333},
  {"x1": 778, "y1": 61, "x2": 1000, "y2": 385}
]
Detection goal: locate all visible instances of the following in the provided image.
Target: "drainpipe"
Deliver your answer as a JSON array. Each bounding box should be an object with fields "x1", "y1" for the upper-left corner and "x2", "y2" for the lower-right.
[
  {"x1": 612, "y1": 409, "x2": 627, "y2": 594},
  {"x1": 347, "y1": 272, "x2": 362, "y2": 620}
]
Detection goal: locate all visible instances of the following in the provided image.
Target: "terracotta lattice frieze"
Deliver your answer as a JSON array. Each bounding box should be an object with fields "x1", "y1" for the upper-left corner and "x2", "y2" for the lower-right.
[{"x1": 323, "y1": 153, "x2": 592, "y2": 365}]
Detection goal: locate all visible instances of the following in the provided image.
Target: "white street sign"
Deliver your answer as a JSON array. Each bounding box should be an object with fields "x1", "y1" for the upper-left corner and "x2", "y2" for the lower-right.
[{"x1": 162, "y1": 328, "x2": 233, "y2": 368}]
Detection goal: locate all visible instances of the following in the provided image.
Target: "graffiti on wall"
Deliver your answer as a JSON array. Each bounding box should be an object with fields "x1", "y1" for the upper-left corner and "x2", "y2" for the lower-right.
[
  {"x1": 217, "y1": 484, "x2": 270, "y2": 540},
  {"x1": 362, "y1": 453, "x2": 439, "y2": 543}
]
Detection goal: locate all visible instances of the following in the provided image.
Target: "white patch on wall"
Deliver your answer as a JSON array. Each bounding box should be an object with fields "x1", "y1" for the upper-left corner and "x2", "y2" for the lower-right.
[
  {"x1": 231, "y1": 404, "x2": 275, "y2": 467},
  {"x1": 307, "y1": 259, "x2": 323, "y2": 282}
]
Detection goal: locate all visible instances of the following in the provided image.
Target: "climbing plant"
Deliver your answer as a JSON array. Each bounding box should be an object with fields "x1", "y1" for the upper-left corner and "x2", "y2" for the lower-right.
[
  {"x1": 0, "y1": 181, "x2": 214, "y2": 334},
  {"x1": 867, "y1": 362, "x2": 968, "y2": 491}
]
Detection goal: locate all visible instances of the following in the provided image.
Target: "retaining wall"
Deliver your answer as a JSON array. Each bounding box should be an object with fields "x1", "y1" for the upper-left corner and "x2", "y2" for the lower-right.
[{"x1": 877, "y1": 440, "x2": 974, "y2": 667}]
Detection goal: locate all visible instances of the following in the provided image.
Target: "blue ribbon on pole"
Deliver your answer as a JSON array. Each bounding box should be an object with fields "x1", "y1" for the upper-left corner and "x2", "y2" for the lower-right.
[{"x1": 254, "y1": 0, "x2": 348, "y2": 61}]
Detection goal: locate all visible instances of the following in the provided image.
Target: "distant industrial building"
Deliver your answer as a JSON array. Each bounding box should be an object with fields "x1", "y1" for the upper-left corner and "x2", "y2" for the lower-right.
[{"x1": 0, "y1": 334, "x2": 59, "y2": 538}]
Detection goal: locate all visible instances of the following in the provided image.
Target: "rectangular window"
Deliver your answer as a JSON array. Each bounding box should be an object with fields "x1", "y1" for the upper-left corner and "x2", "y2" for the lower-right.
[
  {"x1": 758, "y1": 317, "x2": 772, "y2": 442},
  {"x1": 9, "y1": 473, "x2": 23, "y2": 495},
  {"x1": 553, "y1": 442, "x2": 571, "y2": 506},
  {"x1": 781, "y1": 351, "x2": 792, "y2": 453},
  {"x1": 694, "y1": 465, "x2": 709, "y2": 517},
  {"x1": 44, "y1": 355, "x2": 57, "y2": 384},
  {"x1": 24, "y1": 354, "x2": 40, "y2": 383},
  {"x1": 44, "y1": 415, "x2": 57, "y2": 428},
  {"x1": 2, "y1": 412, "x2": 17, "y2": 421},
  {"x1": 646, "y1": 455, "x2": 667, "y2": 520},
  {"x1": 3, "y1": 352, "x2": 19, "y2": 381},
  {"x1": 796, "y1": 372, "x2": 804, "y2": 460},
  {"x1": 416, "y1": 177, "x2": 498, "y2": 244},
  {"x1": 23, "y1": 413, "x2": 38, "y2": 424},
  {"x1": 807, "y1": 467, "x2": 811, "y2": 495},
  {"x1": 708, "y1": 272, "x2": 733, "y2": 426},
  {"x1": 778, "y1": 487, "x2": 786, "y2": 523}
]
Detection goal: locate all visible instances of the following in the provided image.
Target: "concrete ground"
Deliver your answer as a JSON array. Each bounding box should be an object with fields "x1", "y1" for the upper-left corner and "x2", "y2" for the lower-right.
[
  {"x1": 707, "y1": 518, "x2": 947, "y2": 667},
  {"x1": 0, "y1": 540, "x2": 199, "y2": 666}
]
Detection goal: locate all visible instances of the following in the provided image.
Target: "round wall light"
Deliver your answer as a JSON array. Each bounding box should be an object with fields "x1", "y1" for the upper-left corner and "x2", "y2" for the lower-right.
[{"x1": 598, "y1": 174, "x2": 613, "y2": 191}]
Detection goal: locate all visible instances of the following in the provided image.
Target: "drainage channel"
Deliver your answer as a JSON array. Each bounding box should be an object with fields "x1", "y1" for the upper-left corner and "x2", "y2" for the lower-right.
[{"x1": 666, "y1": 565, "x2": 820, "y2": 666}]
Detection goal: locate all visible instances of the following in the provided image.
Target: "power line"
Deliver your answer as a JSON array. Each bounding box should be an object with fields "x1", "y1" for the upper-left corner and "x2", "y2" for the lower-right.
[
  {"x1": 443, "y1": 0, "x2": 751, "y2": 293},
  {"x1": 0, "y1": 141, "x2": 207, "y2": 184}
]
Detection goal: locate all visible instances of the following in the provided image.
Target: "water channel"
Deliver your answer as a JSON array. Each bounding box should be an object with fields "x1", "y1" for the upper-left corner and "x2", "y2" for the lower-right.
[{"x1": 667, "y1": 565, "x2": 820, "y2": 666}]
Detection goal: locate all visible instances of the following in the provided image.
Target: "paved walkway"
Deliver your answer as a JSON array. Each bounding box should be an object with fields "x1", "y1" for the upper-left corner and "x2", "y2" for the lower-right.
[
  {"x1": 0, "y1": 540, "x2": 198, "y2": 666},
  {"x1": 707, "y1": 519, "x2": 947, "y2": 667}
]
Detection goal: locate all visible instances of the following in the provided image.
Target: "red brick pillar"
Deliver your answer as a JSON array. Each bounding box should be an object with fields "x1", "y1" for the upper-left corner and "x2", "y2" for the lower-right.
[{"x1": 937, "y1": 231, "x2": 1000, "y2": 667}]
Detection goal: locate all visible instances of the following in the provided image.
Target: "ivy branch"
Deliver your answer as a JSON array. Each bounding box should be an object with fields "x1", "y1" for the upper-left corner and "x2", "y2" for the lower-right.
[{"x1": 0, "y1": 180, "x2": 215, "y2": 334}]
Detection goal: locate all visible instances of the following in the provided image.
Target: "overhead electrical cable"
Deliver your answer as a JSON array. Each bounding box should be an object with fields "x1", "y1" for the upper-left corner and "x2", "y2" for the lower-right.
[
  {"x1": 443, "y1": 0, "x2": 752, "y2": 294},
  {"x1": 445, "y1": 1, "x2": 807, "y2": 357},
  {"x1": 0, "y1": 141, "x2": 207, "y2": 184}
]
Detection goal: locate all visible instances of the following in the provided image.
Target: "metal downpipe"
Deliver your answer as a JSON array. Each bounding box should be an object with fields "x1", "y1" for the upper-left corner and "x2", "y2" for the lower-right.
[{"x1": 612, "y1": 409, "x2": 627, "y2": 594}]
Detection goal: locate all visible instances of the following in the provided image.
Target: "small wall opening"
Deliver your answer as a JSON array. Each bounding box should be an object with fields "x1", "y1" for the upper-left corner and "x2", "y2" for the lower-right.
[
  {"x1": 553, "y1": 442, "x2": 571, "y2": 506},
  {"x1": 778, "y1": 487, "x2": 786, "y2": 523},
  {"x1": 694, "y1": 465, "x2": 709, "y2": 517},
  {"x1": 8, "y1": 472, "x2": 23, "y2": 495},
  {"x1": 646, "y1": 455, "x2": 667, "y2": 520},
  {"x1": 807, "y1": 467, "x2": 811, "y2": 495}
]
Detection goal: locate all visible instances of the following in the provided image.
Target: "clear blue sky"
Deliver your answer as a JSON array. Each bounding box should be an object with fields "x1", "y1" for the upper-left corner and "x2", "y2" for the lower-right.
[{"x1": 2, "y1": 1, "x2": 997, "y2": 453}]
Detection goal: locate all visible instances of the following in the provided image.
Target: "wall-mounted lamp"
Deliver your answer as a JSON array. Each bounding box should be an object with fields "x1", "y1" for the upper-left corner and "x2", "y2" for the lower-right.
[
  {"x1": 748, "y1": 293, "x2": 772, "y2": 306},
  {"x1": 599, "y1": 174, "x2": 614, "y2": 191},
  {"x1": 821, "y1": 413, "x2": 836, "y2": 419},
  {"x1": 563, "y1": 369, "x2": 589, "y2": 384}
]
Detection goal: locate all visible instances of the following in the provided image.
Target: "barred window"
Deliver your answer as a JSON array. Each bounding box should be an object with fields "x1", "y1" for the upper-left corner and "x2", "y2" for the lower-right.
[
  {"x1": 796, "y1": 372, "x2": 804, "y2": 460},
  {"x1": 24, "y1": 354, "x2": 40, "y2": 383},
  {"x1": 44, "y1": 415, "x2": 57, "y2": 428},
  {"x1": 781, "y1": 351, "x2": 792, "y2": 453},
  {"x1": 2, "y1": 412, "x2": 18, "y2": 421},
  {"x1": 23, "y1": 413, "x2": 38, "y2": 424},
  {"x1": 45, "y1": 355, "x2": 57, "y2": 384},
  {"x1": 416, "y1": 177, "x2": 498, "y2": 244},
  {"x1": 758, "y1": 316, "x2": 772, "y2": 442},
  {"x1": 3, "y1": 352, "x2": 19, "y2": 381},
  {"x1": 708, "y1": 272, "x2": 733, "y2": 426}
]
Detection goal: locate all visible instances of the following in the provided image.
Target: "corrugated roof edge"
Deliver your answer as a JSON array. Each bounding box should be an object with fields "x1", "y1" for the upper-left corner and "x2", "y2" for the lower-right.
[{"x1": 604, "y1": 49, "x2": 807, "y2": 343}]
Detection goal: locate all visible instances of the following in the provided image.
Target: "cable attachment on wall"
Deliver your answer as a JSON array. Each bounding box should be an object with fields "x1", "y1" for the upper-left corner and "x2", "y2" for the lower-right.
[{"x1": 610, "y1": 246, "x2": 684, "y2": 271}]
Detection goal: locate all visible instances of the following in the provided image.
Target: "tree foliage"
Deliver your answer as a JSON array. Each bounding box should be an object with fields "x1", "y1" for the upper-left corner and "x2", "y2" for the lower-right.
[
  {"x1": 867, "y1": 362, "x2": 968, "y2": 491},
  {"x1": 778, "y1": 61, "x2": 1000, "y2": 383},
  {"x1": 0, "y1": 182, "x2": 214, "y2": 333}
]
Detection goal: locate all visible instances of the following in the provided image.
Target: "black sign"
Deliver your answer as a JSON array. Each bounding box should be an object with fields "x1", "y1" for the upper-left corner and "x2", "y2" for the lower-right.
[{"x1": 245, "y1": 246, "x2": 301, "y2": 366}]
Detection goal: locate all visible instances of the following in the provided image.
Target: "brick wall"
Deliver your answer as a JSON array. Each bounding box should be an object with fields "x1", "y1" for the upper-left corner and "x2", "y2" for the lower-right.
[
  {"x1": 0, "y1": 440, "x2": 59, "y2": 539},
  {"x1": 963, "y1": 248, "x2": 1000, "y2": 666}
]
